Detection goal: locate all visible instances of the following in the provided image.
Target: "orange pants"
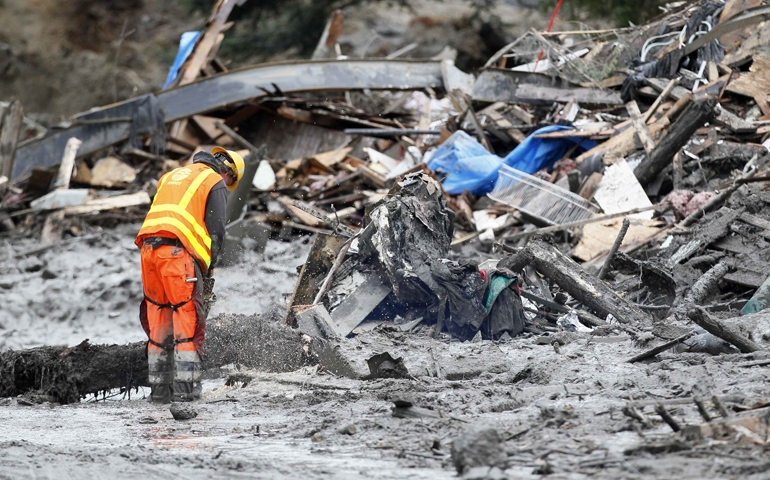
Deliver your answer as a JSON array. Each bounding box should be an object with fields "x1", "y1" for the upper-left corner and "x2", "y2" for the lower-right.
[{"x1": 140, "y1": 243, "x2": 202, "y2": 402}]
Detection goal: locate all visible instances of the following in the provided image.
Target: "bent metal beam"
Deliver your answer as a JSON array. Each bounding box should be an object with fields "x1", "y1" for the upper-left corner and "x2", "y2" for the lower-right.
[{"x1": 11, "y1": 59, "x2": 443, "y2": 181}]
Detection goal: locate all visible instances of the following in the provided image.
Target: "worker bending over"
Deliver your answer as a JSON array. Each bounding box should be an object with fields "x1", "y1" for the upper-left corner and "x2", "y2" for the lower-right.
[{"x1": 136, "y1": 148, "x2": 244, "y2": 403}]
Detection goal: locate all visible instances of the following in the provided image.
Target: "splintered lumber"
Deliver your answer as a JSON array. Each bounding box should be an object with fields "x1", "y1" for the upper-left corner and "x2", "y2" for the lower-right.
[
  {"x1": 656, "y1": 404, "x2": 682, "y2": 432},
  {"x1": 726, "y1": 55, "x2": 770, "y2": 114},
  {"x1": 0, "y1": 100, "x2": 23, "y2": 180},
  {"x1": 626, "y1": 101, "x2": 655, "y2": 153},
  {"x1": 173, "y1": 0, "x2": 241, "y2": 88},
  {"x1": 42, "y1": 138, "x2": 83, "y2": 244},
  {"x1": 286, "y1": 234, "x2": 348, "y2": 321},
  {"x1": 52, "y1": 138, "x2": 82, "y2": 190},
  {"x1": 62, "y1": 191, "x2": 150, "y2": 215},
  {"x1": 0, "y1": 313, "x2": 308, "y2": 404},
  {"x1": 634, "y1": 96, "x2": 718, "y2": 186},
  {"x1": 503, "y1": 239, "x2": 649, "y2": 324},
  {"x1": 688, "y1": 307, "x2": 762, "y2": 353}
]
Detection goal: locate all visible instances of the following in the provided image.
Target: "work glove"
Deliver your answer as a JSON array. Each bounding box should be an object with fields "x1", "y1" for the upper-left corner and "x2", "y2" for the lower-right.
[{"x1": 202, "y1": 270, "x2": 216, "y2": 318}]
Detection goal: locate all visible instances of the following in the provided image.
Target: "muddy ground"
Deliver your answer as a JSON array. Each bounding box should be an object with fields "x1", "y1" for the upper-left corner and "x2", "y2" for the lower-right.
[
  {"x1": 0, "y1": 223, "x2": 306, "y2": 350},
  {"x1": 2, "y1": 227, "x2": 770, "y2": 479}
]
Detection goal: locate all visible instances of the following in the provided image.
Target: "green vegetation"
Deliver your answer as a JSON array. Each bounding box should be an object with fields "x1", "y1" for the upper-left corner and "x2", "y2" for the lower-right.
[{"x1": 181, "y1": 0, "x2": 410, "y2": 61}]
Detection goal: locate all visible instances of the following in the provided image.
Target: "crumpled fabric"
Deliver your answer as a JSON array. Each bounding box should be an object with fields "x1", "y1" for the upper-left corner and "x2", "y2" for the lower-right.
[{"x1": 416, "y1": 259, "x2": 487, "y2": 340}]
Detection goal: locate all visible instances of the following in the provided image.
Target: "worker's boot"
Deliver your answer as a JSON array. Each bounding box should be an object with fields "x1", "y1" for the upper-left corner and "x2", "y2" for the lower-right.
[
  {"x1": 172, "y1": 381, "x2": 202, "y2": 402},
  {"x1": 150, "y1": 384, "x2": 173, "y2": 404}
]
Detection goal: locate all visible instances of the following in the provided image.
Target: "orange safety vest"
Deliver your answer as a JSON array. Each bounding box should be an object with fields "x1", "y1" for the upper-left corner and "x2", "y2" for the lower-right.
[{"x1": 136, "y1": 163, "x2": 222, "y2": 269}]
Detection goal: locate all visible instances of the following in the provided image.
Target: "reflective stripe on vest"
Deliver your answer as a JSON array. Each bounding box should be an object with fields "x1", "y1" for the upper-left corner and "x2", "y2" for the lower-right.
[{"x1": 139, "y1": 165, "x2": 217, "y2": 267}]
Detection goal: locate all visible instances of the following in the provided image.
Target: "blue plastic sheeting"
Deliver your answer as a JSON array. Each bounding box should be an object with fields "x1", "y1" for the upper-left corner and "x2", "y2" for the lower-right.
[
  {"x1": 162, "y1": 31, "x2": 201, "y2": 90},
  {"x1": 426, "y1": 127, "x2": 596, "y2": 195},
  {"x1": 426, "y1": 131, "x2": 503, "y2": 195},
  {"x1": 502, "y1": 125, "x2": 596, "y2": 175}
]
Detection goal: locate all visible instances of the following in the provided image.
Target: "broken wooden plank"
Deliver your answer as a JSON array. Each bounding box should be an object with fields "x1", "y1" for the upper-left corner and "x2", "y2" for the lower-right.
[
  {"x1": 626, "y1": 101, "x2": 655, "y2": 154},
  {"x1": 627, "y1": 332, "x2": 695, "y2": 363},
  {"x1": 173, "y1": 0, "x2": 242, "y2": 88},
  {"x1": 330, "y1": 273, "x2": 392, "y2": 336},
  {"x1": 62, "y1": 191, "x2": 151, "y2": 215},
  {"x1": 42, "y1": 138, "x2": 83, "y2": 244}
]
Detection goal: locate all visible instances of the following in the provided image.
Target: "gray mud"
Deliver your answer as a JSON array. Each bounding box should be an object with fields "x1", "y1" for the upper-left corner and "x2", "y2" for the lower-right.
[
  {"x1": 3, "y1": 228, "x2": 770, "y2": 479},
  {"x1": 2, "y1": 333, "x2": 770, "y2": 479},
  {"x1": 0, "y1": 224, "x2": 306, "y2": 350}
]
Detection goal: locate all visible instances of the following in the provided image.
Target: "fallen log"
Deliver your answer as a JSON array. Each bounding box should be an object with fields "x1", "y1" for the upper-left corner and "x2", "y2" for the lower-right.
[
  {"x1": 500, "y1": 238, "x2": 649, "y2": 324},
  {"x1": 634, "y1": 96, "x2": 718, "y2": 186},
  {"x1": 0, "y1": 312, "x2": 308, "y2": 404}
]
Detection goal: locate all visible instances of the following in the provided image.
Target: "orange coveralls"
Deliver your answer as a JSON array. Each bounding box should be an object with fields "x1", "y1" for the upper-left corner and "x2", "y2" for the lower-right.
[{"x1": 136, "y1": 163, "x2": 224, "y2": 403}]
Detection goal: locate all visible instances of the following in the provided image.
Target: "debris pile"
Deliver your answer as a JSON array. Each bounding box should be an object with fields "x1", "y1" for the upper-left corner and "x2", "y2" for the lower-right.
[{"x1": 4, "y1": 0, "x2": 770, "y2": 428}]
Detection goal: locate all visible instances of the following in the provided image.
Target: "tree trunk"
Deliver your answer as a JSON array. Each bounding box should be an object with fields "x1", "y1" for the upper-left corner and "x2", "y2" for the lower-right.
[{"x1": 0, "y1": 313, "x2": 309, "y2": 404}]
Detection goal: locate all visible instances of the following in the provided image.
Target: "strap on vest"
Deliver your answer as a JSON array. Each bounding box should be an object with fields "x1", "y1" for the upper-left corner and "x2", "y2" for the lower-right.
[
  {"x1": 143, "y1": 237, "x2": 183, "y2": 249},
  {"x1": 145, "y1": 294, "x2": 189, "y2": 312},
  {"x1": 147, "y1": 337, "x2": 195, "y2": 351}
]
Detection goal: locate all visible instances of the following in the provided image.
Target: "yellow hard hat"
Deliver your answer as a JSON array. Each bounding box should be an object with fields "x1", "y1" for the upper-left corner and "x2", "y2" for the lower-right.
[{"x1": 211, "y1": 147, "x2": 245, "y2": 191}]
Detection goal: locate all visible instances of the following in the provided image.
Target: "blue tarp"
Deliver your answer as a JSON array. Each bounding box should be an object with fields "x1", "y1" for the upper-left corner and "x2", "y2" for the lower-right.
[
  {"x1": 426, "y1": 127, "x2": 597, "y2": 195},
  {"x1": 162, "y1": 31, "x2": 201, "y2": 90},
  {"x1": 426, "y1": 131, "x2": 502, "y2": 195},
  {"x1": 503, "y1": 125, "x2": 596, "y2": 175}
]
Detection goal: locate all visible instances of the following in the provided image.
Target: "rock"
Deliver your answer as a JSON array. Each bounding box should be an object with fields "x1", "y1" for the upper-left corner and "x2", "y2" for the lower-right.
[
  {"x1": 462, "y1": 466, "x2": 509, "y2": 480},
  {"x1": 19, "y1": 256, "x2": 44, "y2": 272},
  {"x1": 338, "y1": 423, "x2": 357, "y2": 435},
  {"x1": 169, "y1": 403, "x2": 198, "y2": 420},
  {"x1": 41, "y1": 269, "x2": 58, "y2": 280},
  {"x1": 138, "y1": 416, "x2": 158, "y2": 424},
  {"x1": 451, "y1": 424, "x2": 508, "y2": 474}
]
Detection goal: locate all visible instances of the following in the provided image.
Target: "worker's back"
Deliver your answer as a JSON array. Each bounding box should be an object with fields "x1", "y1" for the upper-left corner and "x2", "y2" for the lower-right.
[{"x1": 136, "y1": 162, "x2": 222, "y2": 270}]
